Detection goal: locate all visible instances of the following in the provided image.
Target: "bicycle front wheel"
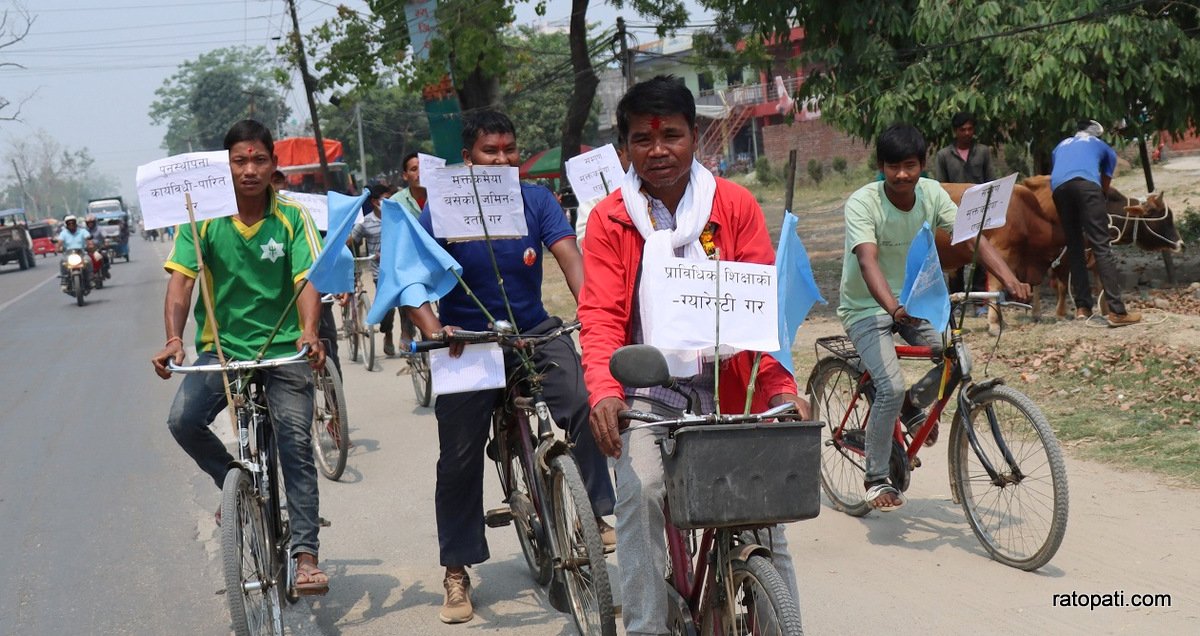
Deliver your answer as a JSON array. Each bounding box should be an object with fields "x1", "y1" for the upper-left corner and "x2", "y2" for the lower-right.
[
  {"x1": 312, "y1": 364, "x2": 350, "y2": 481},
  {"x1": 407, "y1": 320, "x2": 432, "y2": 407},
  {"x1": 501, "y1": 420, "x2": 554, "y2": 585},
  {"x1": 950, "y1": 385, "x2": 1069, "y2": 571},
  {"x1": 343, "y1": 303, "x2": 360, "y2": 363},
  {"x1": 549, "y1": 455, "x2": 616, "y2": 635},
  {"x1": 360, "y1": 296, "x2": 376, "y2": 371},
  {"x1": 221, "y1": 468, "x2": 284, "y2": 636},
  {"x1": 808, "y1": 357, "x2": 872, "y2": 517},
  {"x1": 700, "y1": 554, "x2": 803, "y2": 636}
]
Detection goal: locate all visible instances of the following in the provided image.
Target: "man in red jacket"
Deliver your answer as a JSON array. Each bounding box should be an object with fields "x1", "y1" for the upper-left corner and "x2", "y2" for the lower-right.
[{"x1": 578, "y1": 75, "x2": 810, "y2": 636}]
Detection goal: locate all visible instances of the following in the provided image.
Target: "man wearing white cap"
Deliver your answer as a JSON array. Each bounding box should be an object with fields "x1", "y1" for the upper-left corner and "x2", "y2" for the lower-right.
[{"x1": 1049, "y1": 119, "x2": 1141, "y2": 327}]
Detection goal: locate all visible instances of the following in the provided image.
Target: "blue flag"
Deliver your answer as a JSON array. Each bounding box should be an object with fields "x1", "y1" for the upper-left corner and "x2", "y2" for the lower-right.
[
  {"x1": 307, "y1": 190, "x2": 368, "y2": 293},
  {"x1": 899, "y1": 222, "x2": 950, "y2": 332},
  {"x1": 366, "y1": 199, "x2": 463, "y2": 325},
  {"x1": 768, "y1": 211, "x2": 827, "y2": 374}
]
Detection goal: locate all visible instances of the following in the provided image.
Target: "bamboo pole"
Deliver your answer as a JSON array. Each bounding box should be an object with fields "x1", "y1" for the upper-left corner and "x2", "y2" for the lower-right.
[{"x1": 184, "y1": 193, "x2": 238, "y2": 437}]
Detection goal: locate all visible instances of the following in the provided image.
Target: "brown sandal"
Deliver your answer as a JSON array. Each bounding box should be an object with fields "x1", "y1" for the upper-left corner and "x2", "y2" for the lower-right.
[{"x1": 295, "y1": 558, "x2": 330, "y2": 596}]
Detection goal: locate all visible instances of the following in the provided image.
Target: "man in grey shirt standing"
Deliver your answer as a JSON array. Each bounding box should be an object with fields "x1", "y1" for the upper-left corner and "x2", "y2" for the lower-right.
[{"x1": 933, "y1": 112, "x2": 994, "y2": 184}]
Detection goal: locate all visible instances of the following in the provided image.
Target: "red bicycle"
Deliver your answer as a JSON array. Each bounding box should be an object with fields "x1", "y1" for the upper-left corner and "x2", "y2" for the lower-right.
[
  {"x1": 808, "y1": 291, "x2": 1069, "y2": 571},
  {"x1": 612, "y1": 345, "x2": 817, "y2": 636}
]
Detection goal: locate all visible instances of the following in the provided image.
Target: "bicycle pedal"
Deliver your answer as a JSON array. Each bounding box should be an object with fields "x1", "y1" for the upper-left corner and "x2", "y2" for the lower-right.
[
  {"x1": 319, "y1": 517, "x2": 332, "y2": 528},
  {"x1": 484, "y1": 507, "x2": 513, "y2": 528},
  {"x1": 910, "y1": 456, "x2": 922, "y2": 469}
]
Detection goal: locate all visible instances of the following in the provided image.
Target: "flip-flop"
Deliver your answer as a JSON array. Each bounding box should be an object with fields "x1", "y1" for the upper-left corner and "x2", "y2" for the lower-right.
[
  {"x1": 294, "y1": 560, "x2": 330, "y2": 596},
  {"x1": 865, "y1": 483, "x2": 906, "y2": 512}
]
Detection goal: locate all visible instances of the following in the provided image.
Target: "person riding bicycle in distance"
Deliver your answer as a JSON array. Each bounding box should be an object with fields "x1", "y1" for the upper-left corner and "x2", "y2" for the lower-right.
[
  {"x1": 578, "y1": 75, "x2": 811, "y2": 636},
  {"x1": 838, "y1": 123, "x2": 1030, "y2": 511},
  {"x1": 151, "y1": 119, "x2": 331, "y2": 595},
  {"x1": 403, "y1": 109, "x2": 616, "y2": 625}
]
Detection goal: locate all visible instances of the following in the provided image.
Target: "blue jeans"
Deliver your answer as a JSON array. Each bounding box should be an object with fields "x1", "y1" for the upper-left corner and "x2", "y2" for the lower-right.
[
  {"x1": 167, "y1": 351, "x2": 321, "y2": 557},
  {"x1": 845, "y1": 314, "x2": 944, "y2": 484}
]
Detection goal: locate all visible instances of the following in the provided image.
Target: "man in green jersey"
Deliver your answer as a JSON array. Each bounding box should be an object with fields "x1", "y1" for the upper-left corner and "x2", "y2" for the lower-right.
[{"x1": 151, "y1": 119, "x2": 330, "y2": 594}]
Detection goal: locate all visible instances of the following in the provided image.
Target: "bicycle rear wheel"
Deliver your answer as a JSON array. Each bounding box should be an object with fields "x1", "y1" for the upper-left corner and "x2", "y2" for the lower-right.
[
  {"x1": 808, "y1": 357, "x2": 872, "y2": 517},
  {"x1": 343, "y1": 303, "x2": 360, "y2": 363},
  {"x1": 950, "y1": 385, "x2": 1068, "y2": 571},
  {"x1": 312, "y1": 364, "x2": 350, "y2": 481},
  {"x1": 407, "y1": 320, "x2": 432, "y2": 407},
  {"x1": 359, "y1": 297, "x2": 375, "y2": 371},
  {"x1": 549, "y1": 455, "x2": 616, "y2": 635},
  {"x1": 700, "y1": 554, "x2": 803, "y2": 636},
  {"x1": 221, "y1": 468, "x2": 284, "y2": 636}
]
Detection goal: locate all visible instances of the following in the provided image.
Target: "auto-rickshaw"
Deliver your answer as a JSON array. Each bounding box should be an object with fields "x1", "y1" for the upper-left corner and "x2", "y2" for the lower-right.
[{"x1": 94, "y1": 211, "x2": 131, "y2": 262}]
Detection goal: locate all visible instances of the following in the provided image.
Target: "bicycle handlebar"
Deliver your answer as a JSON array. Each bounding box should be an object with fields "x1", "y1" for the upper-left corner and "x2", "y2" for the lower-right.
[
  {"x1": 951, "y1": 290, "x2": 1032, "y2": 311},
  {"x1": 409, "y1": 320, "x2": 582, "y2": 353},
  {"x1": 617, "y1": 402, "x2": 801, "y2": 432},
  {"x1": 166, "y1": 346, "x2": 312, "y2": 374}
]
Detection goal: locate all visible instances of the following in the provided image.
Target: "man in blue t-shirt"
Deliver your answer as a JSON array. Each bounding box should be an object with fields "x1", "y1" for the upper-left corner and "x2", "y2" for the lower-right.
[
  {"x1": 405, "y1": 109, "x2": 615, "y2": 625},
  {"x1": 1050, "y1": 119, "x2": 1141, "y2": 327}
]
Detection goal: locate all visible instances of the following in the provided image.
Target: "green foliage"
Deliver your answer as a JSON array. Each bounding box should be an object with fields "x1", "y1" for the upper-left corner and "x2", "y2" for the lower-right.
[
  {"x1": 318, "y1": 85, "x2": 432, "y2": 180},
  {"x1": 503, "y1": 26, "x2": 599, "y2": 156},
  {"x1": 148, "y1": 47, "x2": 288, "y2": 154},
  {"x1": 1178, "y1": 207, "x2": 1200, "y2": 243},
  {"x1": 831, "y1": 156, "x2": 847, "y2": 176},
  {"x1": 699, "y1": 1, "x2": 1200, "y2": 165},
  {"x1": 1, "y1": 130, "x2": 119, "y2": 219},
  {"x1": 754, "y1": 156, "x2": 774, "y2": 185},
  {"x1": 806, "y1": 158, "x2": 824, "y2": 183}
]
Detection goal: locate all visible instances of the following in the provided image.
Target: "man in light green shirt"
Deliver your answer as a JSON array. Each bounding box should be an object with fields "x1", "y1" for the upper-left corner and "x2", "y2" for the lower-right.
[{"x1": 838, "y1": 123, "x2": 1028, "y2": 512}]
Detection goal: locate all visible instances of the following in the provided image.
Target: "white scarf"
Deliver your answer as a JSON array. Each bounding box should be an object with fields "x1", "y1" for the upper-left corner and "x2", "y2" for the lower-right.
[
  {"x1": 623, "y1": 158, "x2": 716, "y2": 259},
  {"x1": 626, "y1": 158, "x2": 719, "y2": 377}
]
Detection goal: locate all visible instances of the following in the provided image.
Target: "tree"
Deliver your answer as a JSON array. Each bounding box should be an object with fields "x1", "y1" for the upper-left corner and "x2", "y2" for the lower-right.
[
  {"x1": 699, "y1": 0, "x2": 1200, "y2": 170},
  {"x1": 503, "y1": 26, "x2": 601, "y2": 156},
  {"x1": 1, "y1": 130, "x2": 118, "y2": 219},
  {"x1": 148, "y1": 47, "x2": 289, "y2": 154},
  {"x1": 0, "y1": 3, "x2": 34, "y2": 121},
  {"x1": 318, "y1": 83, "x2": 433, "y2": 180}
]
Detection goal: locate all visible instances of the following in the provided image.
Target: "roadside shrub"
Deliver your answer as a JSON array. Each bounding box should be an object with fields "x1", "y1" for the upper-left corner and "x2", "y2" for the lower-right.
[
  {"x1": 806, "y1": 158, "x2": 824, "y2": 184},
  {"x1": 755, "y1": 157, "x2": 774, "y2": 185},
  {"x1": 1178, "y1": 207, "x2": 1200, "y2": 243},
  {"x1": 831, "y1": 156, "x2": 848, "y2": 177}
]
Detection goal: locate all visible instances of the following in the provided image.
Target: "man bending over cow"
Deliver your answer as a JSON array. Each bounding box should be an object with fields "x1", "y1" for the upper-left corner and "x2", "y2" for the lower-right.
[
  {"x1": 1049, "y1": 119, "x2": 1142, "y2": 327},
  {"x1": 838, "y1": 123, "x2": 1031, "y2": 511}
]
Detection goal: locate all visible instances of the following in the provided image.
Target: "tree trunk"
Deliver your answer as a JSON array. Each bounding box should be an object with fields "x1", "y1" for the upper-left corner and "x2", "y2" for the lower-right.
[
  {"x1": 457, "y1": 65, "x2": 500, "y2": 112},
  {"x1": 560, "y1": 0, "x2": 599, "y2": 172}
]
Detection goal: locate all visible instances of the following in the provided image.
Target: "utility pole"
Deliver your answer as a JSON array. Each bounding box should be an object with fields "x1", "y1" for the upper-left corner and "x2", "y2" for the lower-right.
[
  {"x1": 10, "y1": 159, "x2": 33, "y2": 218},
  {"x1": 286, "y1": 0, "x2": 332, "y2": 189},
  {"x1": 355, "y1": 102, "x2": 368, "y2": 183},
  {"x1": 617, "y1": 17, "x2": 634, "y2": 90}
]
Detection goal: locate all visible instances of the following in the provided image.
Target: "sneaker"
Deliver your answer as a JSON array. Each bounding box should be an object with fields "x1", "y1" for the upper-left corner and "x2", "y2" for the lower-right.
[
  {"x1": 383, "y1": 332, "x2": 396, "y2": 357},
  {"x1": 1107, "y1": 311, "x2": 1142, "y2": 328},
  {"x1": 1075, "y1": 307, "x2": 1093, "y2": 320},
  {"x1": 440, "y1": 570, "x2": 473, "y2": 624},
  {"x1": 596, "y1": 518, "x2": 616, "y2": 553}
]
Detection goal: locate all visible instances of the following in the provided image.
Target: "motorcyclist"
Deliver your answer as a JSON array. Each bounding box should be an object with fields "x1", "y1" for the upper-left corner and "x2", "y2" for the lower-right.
[
  {"x1": 56, "y1": 215, "x2": 94, "y2": 290},
  {"x1": 83, "y1": 214, "x2": 112, "y2": 280}
]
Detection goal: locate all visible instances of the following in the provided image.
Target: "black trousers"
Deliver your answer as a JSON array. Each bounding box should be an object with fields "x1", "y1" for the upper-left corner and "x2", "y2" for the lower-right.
[
  {"x1": 1051, "y1": 178, "x2": 1127, "y2": 314},
  {"x1": 433, "y1": 316, "x2": 616, "y2": 567}
]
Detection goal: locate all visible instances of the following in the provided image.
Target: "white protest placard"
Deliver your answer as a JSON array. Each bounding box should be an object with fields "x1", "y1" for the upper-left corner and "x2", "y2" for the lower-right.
[
  {"x1": 564, "y1": 144, "x2": 624, "y2": 203},
  {"x1": 641, "y1": 256, "x2": 780, "y2": 353},
  {"x1": 136, "y1": 151, "x2": 236, "y2": 230},
  {"x1": 418, "y1": 152, "x2": 447, "y2": 178},
  {"x1": 428, "y1": 164, "x2": 527, "y2": 241},
  {"x1": 279, "y1": 190, "x2": 330, "y2": 231},
  {"x1": 951, "y1": 172, "x2": 1018, "y2": 245},
  {"x1": 429, "y1": 342, "x2": 506, "y2": 394}
]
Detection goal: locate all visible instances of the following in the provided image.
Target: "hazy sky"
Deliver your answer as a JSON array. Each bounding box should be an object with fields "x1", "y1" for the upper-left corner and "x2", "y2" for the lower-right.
[{"x1": 0, "y1": 0, "x2": 707, "y2": 204}]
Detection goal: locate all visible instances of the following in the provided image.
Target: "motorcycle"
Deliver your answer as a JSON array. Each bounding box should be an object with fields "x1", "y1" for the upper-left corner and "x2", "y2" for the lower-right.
[{"x1": 60, "y1": 248, "x2": 93, "y2": 306}]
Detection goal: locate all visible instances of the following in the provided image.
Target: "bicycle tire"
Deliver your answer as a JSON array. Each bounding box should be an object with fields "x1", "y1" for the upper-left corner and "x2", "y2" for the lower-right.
[
  {"x1": 221, "y1": 468, "x2": 284, "y2": 636},
  {"x1": 808, "y1": 357, "x2": 872, "y2": 517},
  {"x1": 407, "y1": 320, "x2": 432, "y2": 407},
  {"x1": 501, "y1": 417, "x2": 553, "y2": 585},
  {"x1": 949, "y1": 385, "x2": 1069, "y2": 571},
  {"x1": 700, "y1": 554, "x2": 803, "y2": 636},
  {"x1": 360, "y1": 297, "x2": 375, "y2": 371},
  {"x1": 343, "y1": 304, "x2": 360, "y2": 363},
  {"x1": 549, "y1": 455, "x2": 616, "y2": 635},
  {"x1": 312, "y1": 364, "x2": 350, "y2": 481}
]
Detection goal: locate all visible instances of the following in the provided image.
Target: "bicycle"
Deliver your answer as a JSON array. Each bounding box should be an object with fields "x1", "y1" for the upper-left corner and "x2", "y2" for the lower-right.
[
  {"x1": 311, "y1": 359, "x2": 350, "y2": 481},
  {"x1": 399, "y1": 304, "x2": 433, "y2": 407},
  {"x1": 412, "y1": 320, "x2": 616, "y2": 635},
  {"x1": 611, "y1": 344, "x2": 816, "y2": 636},
  {"x1": 807, "y1": 291, "x2": 1069, "y2": 571},
  {"x1": 168, "y1": 348, "x2": 314, "y2": 636},
  {"x1": 341, "y1": 256, "x2": 376, "y2": 371}
]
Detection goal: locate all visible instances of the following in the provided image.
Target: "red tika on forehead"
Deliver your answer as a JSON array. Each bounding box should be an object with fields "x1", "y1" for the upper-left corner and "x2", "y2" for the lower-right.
[{"x1": 650, "y1": 116, "x2": 662, "y2": 130}]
